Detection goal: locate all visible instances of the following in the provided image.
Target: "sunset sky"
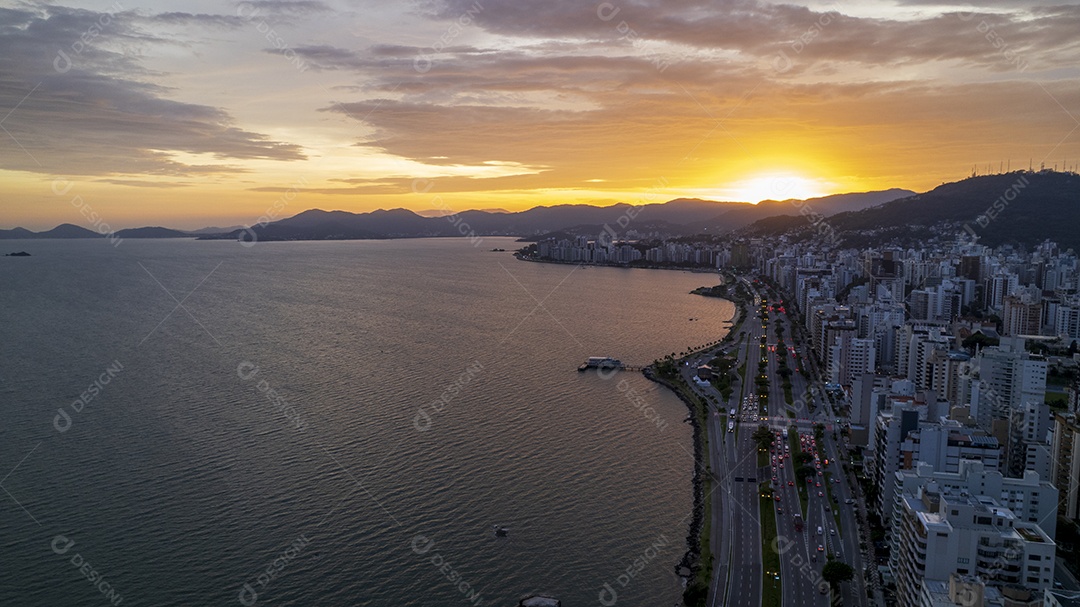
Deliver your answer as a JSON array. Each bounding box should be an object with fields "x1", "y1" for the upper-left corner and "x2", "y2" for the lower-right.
[{"x1": 1, "y1": 0, "x2": 1078, "y2": 230}]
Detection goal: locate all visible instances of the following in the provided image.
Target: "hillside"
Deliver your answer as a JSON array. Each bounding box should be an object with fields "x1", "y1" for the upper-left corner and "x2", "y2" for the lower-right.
[
  {"x1": 0, "y1": 224, "x2": 102, "y2": 239},
  {"x1": 204, "y1": 189, "x2": 910, "y2": 242},
  {"x1": 1, "y1": 189, "x2": 912, "y2": 242},
  {"x1": 743, "y1": 171, "x2": 1080, "y2": 250},
  {"x1": 115, "y1": 227, "x2": 192, "y2": 238},
  {"x1": 832, "y1": 171, "x2": 1080, "y2": 249}
]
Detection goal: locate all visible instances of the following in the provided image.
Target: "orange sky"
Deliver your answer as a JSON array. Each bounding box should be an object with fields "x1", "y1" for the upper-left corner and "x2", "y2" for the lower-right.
[{"x1": 1, "y1": 1, "x2": 1078, "y2": 230}]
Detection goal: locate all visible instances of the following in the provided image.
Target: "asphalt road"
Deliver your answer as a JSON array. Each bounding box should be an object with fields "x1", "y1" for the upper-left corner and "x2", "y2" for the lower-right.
[{"x1": 691, "y1": 275, "x2": 869, "y2": 607}]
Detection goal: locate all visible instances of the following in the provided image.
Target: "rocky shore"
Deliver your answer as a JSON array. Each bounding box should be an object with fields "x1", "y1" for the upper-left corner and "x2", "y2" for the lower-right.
[{"x1": 642, "y1": 367, "x2": 706, "y2": 593}]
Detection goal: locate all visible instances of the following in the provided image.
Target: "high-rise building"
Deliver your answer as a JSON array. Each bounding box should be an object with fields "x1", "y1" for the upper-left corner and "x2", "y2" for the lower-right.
[
  {"x1": 888, "y1": 460, "x2": 1058, "y2": 575},
  {"x1": 1055, "y1": 304, "x2": 1080, "y2": 341},
  {"x1": 845, "y1": 338, "x2": 877, "y2": 387},
  {"x1": 893, "y1": 488, "x2": 1055, "y2": 607},
  {"x1": 1052, "y1": 412, "x2": 1080, "y2": 521},
  {"x1": 1002, "y1": 295, "x2": 1044, "y2": 336}
]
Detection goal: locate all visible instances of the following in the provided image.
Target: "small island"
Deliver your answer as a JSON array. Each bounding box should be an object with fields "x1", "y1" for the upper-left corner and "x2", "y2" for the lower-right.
[{"x1": 5, "y1": 251, "x2": 31, "y2": 257}]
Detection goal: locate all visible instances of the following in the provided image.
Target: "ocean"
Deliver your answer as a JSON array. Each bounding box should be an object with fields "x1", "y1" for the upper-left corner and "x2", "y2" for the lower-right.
[{"x1": 0, "y1": 237, "x2": 734, "y2": 606}]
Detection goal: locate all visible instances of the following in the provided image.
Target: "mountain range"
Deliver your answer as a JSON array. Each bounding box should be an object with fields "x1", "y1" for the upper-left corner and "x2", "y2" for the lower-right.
[
  {"x1": 6, "y1": 172, "x2": 1077, "y2": 249},
  {"x1": 1, "y1": 189, "x2": 911, "y2": 242},
  {"x1": 198, "y1": 189, "x2": 912, "y2": 242},
  {"x1": 742, "y1": 171, "x2": 1080, "y2": 250}
]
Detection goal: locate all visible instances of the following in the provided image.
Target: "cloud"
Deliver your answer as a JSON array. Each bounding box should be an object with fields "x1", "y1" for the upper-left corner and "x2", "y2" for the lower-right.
[
  {"x1": 95, "y1": 178, "x2": 193, "y2": 188},
  {"x1": 422, "y1": 0, "x2": 1080, "y2": 71},
  {"x1": 0, "y1": 5, "x2": 304, "y2": 177}
]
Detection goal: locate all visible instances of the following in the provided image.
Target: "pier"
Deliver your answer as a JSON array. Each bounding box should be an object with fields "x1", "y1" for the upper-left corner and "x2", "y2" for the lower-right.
[{"x1": 578, "y1": 357, "x2": 646, "y2": 372}]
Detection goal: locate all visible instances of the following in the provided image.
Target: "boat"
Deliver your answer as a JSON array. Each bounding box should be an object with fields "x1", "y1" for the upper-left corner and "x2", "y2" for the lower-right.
[
  {"x1": 493, "y1": 525, "x2": 509, "y2": 537},
  {"x1": 578, "y1": 357, "x2": 623, "y2": 372}
]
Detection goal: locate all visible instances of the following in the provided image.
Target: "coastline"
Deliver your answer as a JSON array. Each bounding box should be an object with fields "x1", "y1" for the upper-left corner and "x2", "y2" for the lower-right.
[
  {"x1": 515, "y1": 250, "x2": 740, "y2": 605},
  {"x1": 513, "y1": 253, "x2": 719, "y2": 274},
  {"x1": 643, "y1": 281, "x2": 744, "y2": 606},
  {"x1": 642, "y1": 366, "x2": 706, "y2": 593}
]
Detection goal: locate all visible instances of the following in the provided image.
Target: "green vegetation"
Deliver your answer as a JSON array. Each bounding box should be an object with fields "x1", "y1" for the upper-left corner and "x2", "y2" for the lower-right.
[
  {"x1": 789, "y1": 432, "x2": 809, "y2": 518},
  {"x1": 652, "y1": 358, "x2": 712, "y2": 607},
  {"x1": 692, "y1": 284, "x2": 729, "y2": 298},
  {"x1": 753, "y1": 425, "x2": 775, "y2": 451},
  {"x1": 773, "y1": 338, "x2": 795, "y2": 405},
  {"x1": 708, "y1": 352, "x2": 739, "y2": 400},
  {"x1": 760, "y1": 495, "x2": 782, "y2": 607},
  {"x1": 962, "y1": 332, "x2": 1000, "y2": 350},
  {"x1": 825, "y1": 172, "x2": 1080, "y2": 251},
  {"x1": 822, "y1": 560, "x2": 855, "y2": 589}
]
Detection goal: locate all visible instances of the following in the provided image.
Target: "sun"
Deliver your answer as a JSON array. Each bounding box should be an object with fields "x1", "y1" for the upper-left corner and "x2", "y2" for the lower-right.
[{"x1": 727, "y1": 173, "x2": 831, "y2": 203}]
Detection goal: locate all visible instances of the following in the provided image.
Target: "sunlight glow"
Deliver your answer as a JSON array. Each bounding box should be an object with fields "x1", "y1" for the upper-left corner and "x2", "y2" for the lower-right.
[{"x1": 726, "y1": 173, "x2": 833, "y2": 203}]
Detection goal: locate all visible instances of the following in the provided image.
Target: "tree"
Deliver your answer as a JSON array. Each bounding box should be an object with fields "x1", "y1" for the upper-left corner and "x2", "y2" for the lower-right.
[
  {"x1": 752, "y1": 425, "x2": 774, "y2": 451},
  {"x1": 795, "y1": 465, "x2": 816, "y2": 482},
  {"x1": 821, "y1": 561, "x2": 854, "y2": 589}
]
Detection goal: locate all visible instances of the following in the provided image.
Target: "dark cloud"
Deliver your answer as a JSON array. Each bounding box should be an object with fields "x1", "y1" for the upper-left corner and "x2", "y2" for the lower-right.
[
  {"x1": 423, "y1": 0, "x2": 1080, "y2": 71},
  {"x1": 0, "y1": 5, "x2": 304, "y2": 177}
]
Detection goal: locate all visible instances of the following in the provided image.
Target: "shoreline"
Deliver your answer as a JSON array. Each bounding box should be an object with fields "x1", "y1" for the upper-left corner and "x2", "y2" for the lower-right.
[
  {"x1": 642, "y1": 366, "x2": 706, "y2": 594},
  {"x1": 521, "y1": 248, "x2": 740, "y2": 605},
  {"x1": 643, "y1": 280, "x2": 745, "y2": 606},
  {"x1": 513, "y1": 253, "x2": 719, "y2": 274}
]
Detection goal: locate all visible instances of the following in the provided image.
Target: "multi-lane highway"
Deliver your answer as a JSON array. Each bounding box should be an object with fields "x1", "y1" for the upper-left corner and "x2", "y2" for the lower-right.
[{"x1": 686, "y1": 275, "x2": 867, "y2": 607}]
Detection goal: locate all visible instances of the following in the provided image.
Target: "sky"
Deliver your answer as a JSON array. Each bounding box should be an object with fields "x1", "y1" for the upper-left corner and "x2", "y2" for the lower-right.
[{"x1": 0, "y1": 0, "x2": 1078, "y2": 230}]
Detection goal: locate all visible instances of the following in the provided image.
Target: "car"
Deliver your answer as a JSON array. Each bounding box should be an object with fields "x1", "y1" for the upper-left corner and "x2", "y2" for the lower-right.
[
  {"x1": 834, "y1": 478, "x2": 840, "y2": 484},
  {"x1": 815, "y1": 482, "x2": 821, "y2": 487},
  {"x1": 817, "y1": 545, "x2": 824, "y2": 552},
  {"x1": 777, "y1": 507, "x2": 783, "y2": 514},
  {"x1": 772, "y1": 476, "x2": 777, "y2": 482},
  {"x1": 819, "y1": 585, "x2": 828, "y2": 595},
  {"x1": 831, "y1": 528, "x2": 836, "y2": 535},
  {"x1": 818, "y1": 491, "x2": 824, "y2": 497},
  {"x1": 817, "y1": 526, "x2": 823, "y2": 535},
  {"x1": 775, "y1": 495, "x2": 781, "y2": 502},
  {"x1": 788, "y1": 481, "x2": 794, "y2": 486}
]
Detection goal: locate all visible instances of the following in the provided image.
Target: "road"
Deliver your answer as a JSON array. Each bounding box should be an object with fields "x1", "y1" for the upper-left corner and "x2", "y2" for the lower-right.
[
  {"x1": 679, "y1": 274, "x2": 869, "y2": 607},
  {"x1": 692, "y1": 278, "x2": 764, "y2": 607}
]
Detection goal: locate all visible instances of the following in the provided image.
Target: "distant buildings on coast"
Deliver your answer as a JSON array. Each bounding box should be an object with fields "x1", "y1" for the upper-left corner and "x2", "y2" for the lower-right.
[{"x1": 535, "y1": 224, "x2": 1080, "y2": 605}]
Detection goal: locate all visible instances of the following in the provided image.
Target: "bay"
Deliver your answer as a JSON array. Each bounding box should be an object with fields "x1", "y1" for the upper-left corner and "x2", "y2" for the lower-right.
[{"x1": 0, "y1": 237, "x2": 733, "y2": 606}]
